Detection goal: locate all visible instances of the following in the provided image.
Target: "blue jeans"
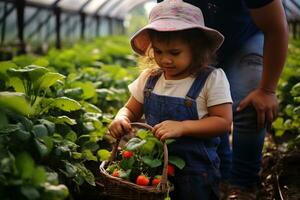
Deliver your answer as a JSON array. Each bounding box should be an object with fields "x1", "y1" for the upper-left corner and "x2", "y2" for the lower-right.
[{"x1": 218, "y1": 33, "x2": 266, "y2": 187}]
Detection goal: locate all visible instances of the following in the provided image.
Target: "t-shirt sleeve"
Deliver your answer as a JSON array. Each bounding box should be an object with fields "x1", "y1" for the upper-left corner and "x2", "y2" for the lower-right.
[
  {"x1": 204, "y1": 68, "x2": 232, "y2": 107},
  {"x1": 244, "y1": 0, "x2": 274, "y2": 9},
  {"x1": 128, "y1": 70, "x2": 150, "y2": 104}
]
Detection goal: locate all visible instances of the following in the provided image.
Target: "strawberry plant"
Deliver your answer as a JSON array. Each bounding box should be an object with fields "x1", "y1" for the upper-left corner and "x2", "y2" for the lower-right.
[
  {"x1": 104, "y1": 128, "x2": 185, "y2": 186},
  {"x1": 272, "y1": 39, "x2": 300, "y2": 150}
]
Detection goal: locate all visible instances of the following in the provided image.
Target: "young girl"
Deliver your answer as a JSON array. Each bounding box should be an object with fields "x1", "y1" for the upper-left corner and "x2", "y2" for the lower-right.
[{"x1": 109, "y1": 0, "x2": 232, "y2": 199}]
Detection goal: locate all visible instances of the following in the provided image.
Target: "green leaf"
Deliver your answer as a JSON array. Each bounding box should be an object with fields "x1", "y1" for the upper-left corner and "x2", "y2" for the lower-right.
[
  {"x1": 0, "y1": 61, "x2": 17, "y2": 85},
  {"x1": 75, "y1": 163, "x2": 95, "y2": 186},
  {"x1": 294, "y1": 96, "x2": 300, "y2": 103},
  {"x1": 166, "y1": 139, "x2": 176, "y2": 145},
  {"x1": 119, "y1": 169, "x2": 132, "y2": 180},
  {"x1": 45, "y1": 172, "x2": 59, "y2": 185},
  {"x1": 34, "y1": 72, "x2": 65, "y2": 92},
  {"x1": 0, "y1": 92, "x2": 32, "y2": 115},
  {"x1": 48, "y1": 115, "x2": 77, "y2": 125},
  {"x1": 43, "y1": 183, "x2": 69, "y2": 200},
  {"x1": 126, "y1": 138, "x2": 147, "y2": 151},
  {"x1": 71, "y1": 81, "x2": 96, "y2": 100},
  {"x1": 32, "y1": 124, "x2": 48, "y2": 138},
  {"x1": 64, "y1": 88, "x2": 83, "y2": 99},
  {"x1": 0, "y1": 112, "x2": 8, "y2": 129},
  {"x1": 9, "y1": 77, "x2": 25, "y2": 93},
  {"x1": 169, "y1": 156, "x2": 186, "y2": 169},
  {"x1": 52, "y1": 97, "x2": 81, "y2": 112},
  {"x1": 0, "y1": 124, "x2": 20, "y2": 134},
  {"x1": 64, "y1": 162, "x2": 77, "y2": 177},
  {"x1": 15, "y1": 152, "x2": 35, "y2": 180},
  {"x1": 15, "y1": 129, "x2": 31, "y2": 141},
  {"x1": 21, "y1": 185, "x2": 40, "y2": 200},
  {"x1": 32, "y1": 58, "x2": 49, "y2": 67},
  {"x1": 291, "y1": 82, "x2": 300, "y2": 97},
  {"x1": 120, "y1": 157, "x2": 135, "y2": 170},
  {"x1": 136, "y1": 129, "x2": 151, "y2": 139},
  {"x1": 34, "y1": 138, "x2": 49, "y2": 157},
  {"x1": 81, "y1": 101, "x2": 102, "y2": 113},
  {"x1": 142, "y1": 156, "x2": 162, "y2": 168},
  {"x1": 140, "y1": 139, "x2": 156, "y2": 155},
  {"x1": 72, "y1": 152, "x2": 82, "y2": 159},
  {"x1": 82, "y1": 149, "x2": 98, "y2": 161},
  {"x1": 8, "y1": 65, "x2": 49, "y2": 82},
  {"x1": 0, "y1": 61, "x2": 18, "y2": 75},
  {"x1": 32, "y1": 166, "x2": 47, "y2": 186},
  {"x1": 39, "y1": 119, "x2": 55, "y2": 134},
  {"x1": 65, "y1": 131, "x2": 77, "y2": 142},
  {"x1": 97, "y1": 149, "x2": 111, "y2": 161}
]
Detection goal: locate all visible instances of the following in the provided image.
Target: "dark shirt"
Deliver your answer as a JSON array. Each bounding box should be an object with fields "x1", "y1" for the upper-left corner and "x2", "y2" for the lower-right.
[{"x1": 157, "y1": 0, "x2": 273, "y2": 61}]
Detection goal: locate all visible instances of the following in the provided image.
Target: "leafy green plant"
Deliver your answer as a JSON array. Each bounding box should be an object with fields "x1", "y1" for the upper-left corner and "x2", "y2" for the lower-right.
[
  {"x1": 273, "y1": 39, "x2": 300, "y2": 150},
  {"x1": 104, "y1": 129, "x2": 185, "y2": 184}
]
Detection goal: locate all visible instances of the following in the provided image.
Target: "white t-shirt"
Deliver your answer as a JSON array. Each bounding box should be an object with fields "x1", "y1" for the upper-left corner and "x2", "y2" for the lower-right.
[{"x1": 128, "y1": 68, "x2": 232, "y2": 119}]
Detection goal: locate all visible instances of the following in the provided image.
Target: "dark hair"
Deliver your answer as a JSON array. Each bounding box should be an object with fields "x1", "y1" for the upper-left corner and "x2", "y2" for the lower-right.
[{"x1": 146, "y1": 29, "x2": 217, "y2": 76}]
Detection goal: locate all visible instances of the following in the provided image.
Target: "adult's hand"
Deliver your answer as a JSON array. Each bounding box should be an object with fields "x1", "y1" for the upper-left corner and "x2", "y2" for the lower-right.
[{"x1": 237, "y1": 88, "x2": 278, "y2": 129}]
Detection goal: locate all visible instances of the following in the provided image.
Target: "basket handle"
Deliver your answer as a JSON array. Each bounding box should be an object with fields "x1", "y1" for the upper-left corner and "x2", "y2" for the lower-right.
[{"x1": 109, "y1": 122, "x2": 169, "y2": 192}]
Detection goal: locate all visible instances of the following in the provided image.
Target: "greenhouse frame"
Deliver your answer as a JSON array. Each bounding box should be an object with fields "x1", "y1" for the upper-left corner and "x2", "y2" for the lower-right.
[
  {"x1": 0, "y1": 1, "x2": 300, "y2": 200},
  {"x1": 0, "y1": 0, "x2": 300, "y2": 53}
]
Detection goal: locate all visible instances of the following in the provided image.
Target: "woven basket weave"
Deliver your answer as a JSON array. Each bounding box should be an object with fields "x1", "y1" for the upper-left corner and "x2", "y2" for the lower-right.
[{"x1": 99, "y1": 122, "x2": 172, "y2": 200}]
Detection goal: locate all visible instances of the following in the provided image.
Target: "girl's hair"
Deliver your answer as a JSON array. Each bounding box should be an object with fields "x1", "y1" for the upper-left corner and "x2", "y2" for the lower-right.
[{"x1": 138, "y1": 28, "x2": 217, "y2": 76}]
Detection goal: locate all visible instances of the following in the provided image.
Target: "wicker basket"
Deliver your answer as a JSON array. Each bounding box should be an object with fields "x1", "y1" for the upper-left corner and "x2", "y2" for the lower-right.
[{"x1": 99, "y1": 122, "x2": 172, "y2": 200}]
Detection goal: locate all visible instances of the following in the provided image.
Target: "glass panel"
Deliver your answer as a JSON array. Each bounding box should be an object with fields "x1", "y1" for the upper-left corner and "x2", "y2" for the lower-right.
[
  {"x1": 97, "y1": 0, "x2": 121, "y2": 15},
  {"x1": 58, "y1": 0, "x2": 89, "y2": 11},
  {"x1": 285, "y1": 0, "x2": 300, "y2": 20},
  {"x1": 84, "y1": 0, "x2": 107, "y2": 14},
  {"x1": 85, "y1": 16, "x2": 96, "y2": 38},
  {"x1": 99, "y1": 18, "x2": 109, "y2": 36},
  {"x1": 26, "y1": 0, "x2": 58, "y2": 6},
  {"x1": 4, "y1": 4, "x2": 17, "y2": 44},
  {"x1": 108, "y1": 0, "x2": 149, "y2": 18},
  {"x1": 112, "y1": 0, "x2": 150, "y2": 18}
]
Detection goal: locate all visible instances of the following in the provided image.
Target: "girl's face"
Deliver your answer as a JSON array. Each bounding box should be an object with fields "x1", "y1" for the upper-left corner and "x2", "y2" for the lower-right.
[{"x1": 152, "y1": 38, "x2": 193, "y2": 80}]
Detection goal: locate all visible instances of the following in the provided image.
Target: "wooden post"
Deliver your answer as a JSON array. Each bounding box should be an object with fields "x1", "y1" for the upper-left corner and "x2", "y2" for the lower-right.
[
  {"x1": 54, "y1": 6, "x2": 61, "y2": 49},
  {"x1": 16, "y1": 0, "x2": 26, "y2": 53}
]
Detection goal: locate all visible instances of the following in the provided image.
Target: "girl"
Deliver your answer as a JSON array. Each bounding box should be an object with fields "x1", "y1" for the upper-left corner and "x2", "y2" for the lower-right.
[{"x1": 109, "y1": 0, "x2": 232, "y2": 199}]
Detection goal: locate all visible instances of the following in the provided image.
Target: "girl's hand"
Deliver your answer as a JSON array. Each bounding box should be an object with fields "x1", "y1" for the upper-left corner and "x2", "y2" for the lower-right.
[
  {"x1": 108, "y1": 117, "x2": 131, "y2": 138},
  {"x1": 153, "y1": 120, "x2": 184, "y2": 141},
  {"x1": 237, "y1": 88, "x2": 278, "y2": 129}
]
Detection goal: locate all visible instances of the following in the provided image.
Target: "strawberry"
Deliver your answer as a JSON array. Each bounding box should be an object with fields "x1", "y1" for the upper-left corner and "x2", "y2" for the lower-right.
[
  {"x1": 151, "y1": 177, "x2": 161, "y2": 186},
  {"x1": 122, "y1": 150, "x2": 134, "y2": 159},
  {"x1": 136, "y1": 175, "x2": 149, "y2": 186},
  {"x1": 112, "y1": 170, "x2": 119, "y2": 177},
  {"x1": 167, "y1": 164, "x2": 175, "y2": 176}
]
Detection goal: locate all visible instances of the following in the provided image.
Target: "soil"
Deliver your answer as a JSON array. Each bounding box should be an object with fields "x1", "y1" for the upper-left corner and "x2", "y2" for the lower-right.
[{"x1": 259, "y1": 134, "x2": 300, "y2": 200}]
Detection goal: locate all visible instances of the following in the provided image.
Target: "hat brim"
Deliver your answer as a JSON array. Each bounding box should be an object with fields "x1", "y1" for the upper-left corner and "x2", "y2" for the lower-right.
[{"x1": 130, "y1": 18, "x2": 224, "y2": 56}]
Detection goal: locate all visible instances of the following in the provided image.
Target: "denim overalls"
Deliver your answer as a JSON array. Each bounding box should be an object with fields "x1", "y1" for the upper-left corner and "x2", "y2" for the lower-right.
[{"x1": 143, "y1": 67, "x2": 220, "y2": 200}]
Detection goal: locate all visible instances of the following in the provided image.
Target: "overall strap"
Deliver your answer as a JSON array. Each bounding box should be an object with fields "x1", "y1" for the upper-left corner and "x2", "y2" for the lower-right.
[
  {"x1": 186, "y1": 66, "x2": 215, "y2": 101},
  {"x1": 144, "y1": 71, "x2": 163, "y2": 97}
]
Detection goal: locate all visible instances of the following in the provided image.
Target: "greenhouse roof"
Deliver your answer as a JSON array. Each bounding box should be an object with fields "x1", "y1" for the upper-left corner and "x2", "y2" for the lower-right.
[{"x1": 24, "y1": 0, "x2": 150, "y2": 19}]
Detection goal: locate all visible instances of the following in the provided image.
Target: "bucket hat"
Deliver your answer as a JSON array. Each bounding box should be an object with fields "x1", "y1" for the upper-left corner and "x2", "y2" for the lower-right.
[{"x1": 130, "y1": 0, "x2": 224, "y2": 55}]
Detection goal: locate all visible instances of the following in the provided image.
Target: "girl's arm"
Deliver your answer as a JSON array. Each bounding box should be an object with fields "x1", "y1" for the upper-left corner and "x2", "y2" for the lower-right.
[
  {"x1": 153, "y1": 103, "x2": 232, "y2": 141},
  {"x1": 109, "y1": 96, "x2": 143, "y2": 138}
]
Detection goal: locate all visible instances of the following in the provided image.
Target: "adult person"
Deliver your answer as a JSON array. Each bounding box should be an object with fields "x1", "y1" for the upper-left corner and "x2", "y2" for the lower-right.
[{"x1": 156, "y1": 0, "x2": 289, "y2": 199}]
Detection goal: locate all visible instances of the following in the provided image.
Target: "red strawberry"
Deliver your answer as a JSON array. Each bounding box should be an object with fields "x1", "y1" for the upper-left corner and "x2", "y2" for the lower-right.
[
  {"x1": 122, "y1": 150, "x2": 134, "y2": 159},
  {"x1": 136, "y1": 175, "x2": 149, "y2": 186},
  {"x1": 167, "y1": 164, "x2": 175, "y2": 176},
  {"x1": 151, "y1": 177, "x2": 161, "y2": 186},
  {"x1": 112, "y1": 170, "x2": 119, "y2": 177}
]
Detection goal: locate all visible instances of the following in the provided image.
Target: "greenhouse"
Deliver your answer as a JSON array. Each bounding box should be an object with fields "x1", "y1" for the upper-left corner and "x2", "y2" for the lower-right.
[{"x1": 0, "y1": 0, "x2": 299, "y2": 200}]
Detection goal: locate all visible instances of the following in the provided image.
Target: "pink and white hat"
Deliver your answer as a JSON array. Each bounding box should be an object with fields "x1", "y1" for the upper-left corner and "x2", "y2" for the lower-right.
[{"x1": 130, "y1": 0, "x2": 224, "y2": 55}]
